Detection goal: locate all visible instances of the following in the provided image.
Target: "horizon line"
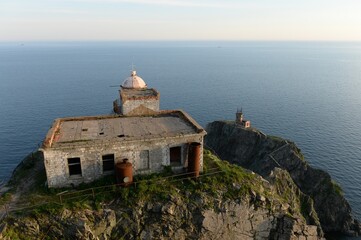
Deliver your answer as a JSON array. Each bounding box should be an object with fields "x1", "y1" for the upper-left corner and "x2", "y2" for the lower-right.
[{"x1": 1, "y1": 39, "x2": 361, "y2": 43}]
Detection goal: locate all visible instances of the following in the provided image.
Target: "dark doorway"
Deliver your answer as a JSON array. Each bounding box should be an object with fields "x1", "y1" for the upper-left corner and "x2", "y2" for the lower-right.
[
  {"x1": 102, "y1": 154, "x2": 115, "y2": 172},
  {"x1": 170, "y1": 146, "x2": 182, "y2": 166}
]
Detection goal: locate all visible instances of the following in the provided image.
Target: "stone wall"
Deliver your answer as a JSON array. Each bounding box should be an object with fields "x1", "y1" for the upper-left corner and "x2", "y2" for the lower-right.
[
  {"x1": 121, "y1": 98, "x2": 159, "y2": 115},
  {"x1": 42, "y1": 135, "x2": 203, "y2": 188}
]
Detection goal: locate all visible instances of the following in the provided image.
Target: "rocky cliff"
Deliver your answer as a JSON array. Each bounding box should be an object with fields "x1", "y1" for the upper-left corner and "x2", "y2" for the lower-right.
[
  {"x1": 0, "y1": 150, "x2": 324, "y2": 239},
  {"x1": 205, "y1": 120, "x2": 361, "y2": 237}
]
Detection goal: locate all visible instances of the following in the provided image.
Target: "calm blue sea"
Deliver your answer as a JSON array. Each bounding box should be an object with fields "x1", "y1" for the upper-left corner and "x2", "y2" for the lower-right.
[{"x1": 1, "y1": 41, "x2": 361, "y2": 222}]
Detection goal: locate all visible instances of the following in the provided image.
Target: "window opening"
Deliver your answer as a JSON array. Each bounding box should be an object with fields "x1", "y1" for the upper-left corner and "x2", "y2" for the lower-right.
[
  {"x1": 102, "y1": 154, "x2": 115, "y2": 172},
  {"x1": 68, "y1": 157, "x2": 82, "y2": 176}
]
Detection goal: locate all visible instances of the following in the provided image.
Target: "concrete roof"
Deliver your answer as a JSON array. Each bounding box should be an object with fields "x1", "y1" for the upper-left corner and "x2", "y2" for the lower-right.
[{"x1": 43, "y1": 110, "x2": 205, "y2": 148}]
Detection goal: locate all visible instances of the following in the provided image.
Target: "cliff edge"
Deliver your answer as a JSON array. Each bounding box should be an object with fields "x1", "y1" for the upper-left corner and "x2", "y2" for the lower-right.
[
  {"x1": 205, "y1": 120, "x2": 361, "y2": 236},
  {"x1": 0, "y1": 150, "x2": 324, "y2": 239}
]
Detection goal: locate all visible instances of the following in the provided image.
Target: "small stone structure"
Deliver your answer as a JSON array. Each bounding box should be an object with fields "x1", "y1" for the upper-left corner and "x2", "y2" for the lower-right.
[
  {"x1": 40, "y1": 70, "x2": 206, "y2": 188},
  {"x1": 113, "y1": 70, "x2": 160, "y2": 116},
  {"x1": 235, "y1": 110, "x2": 251, "y2": 128}
]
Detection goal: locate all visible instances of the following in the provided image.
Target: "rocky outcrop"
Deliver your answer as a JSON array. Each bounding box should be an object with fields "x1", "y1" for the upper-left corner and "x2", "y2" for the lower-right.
[
  {"x1": 112, "y1": 198, "x2": 320, "y2": 240},
  {"x1": 200, "y1": 202, "x2": 319, "y2": 240},
  {"x1": 1, "y1": 149, "x2": 325, "y2": 239},
  {"x1": 2, "y1": 209, "x2": 116, "y2": 240},
  {"x1": 205, "y1": 120, "x2": 361, "y2": 236},
  {"x1": 2, "y1": 194, "x2": 322, "y2": 240}
]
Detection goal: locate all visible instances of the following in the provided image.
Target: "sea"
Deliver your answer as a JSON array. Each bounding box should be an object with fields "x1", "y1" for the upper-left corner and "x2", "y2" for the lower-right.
[{"x1": 1, "y1": 41, "x2": 361, "y2": 227}]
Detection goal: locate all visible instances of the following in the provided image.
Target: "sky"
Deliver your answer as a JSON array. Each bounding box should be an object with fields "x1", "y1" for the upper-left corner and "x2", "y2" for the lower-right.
[{"x1": 1, "y1": 0, "x2": 361, "y2": 41}]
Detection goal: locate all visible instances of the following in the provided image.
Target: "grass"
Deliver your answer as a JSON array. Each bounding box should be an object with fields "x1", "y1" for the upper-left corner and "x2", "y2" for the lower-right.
[
  {"x1": 319, "y1": 178, "x2": 343, "y2": 197},
  {"x1": 27, "y1": 150, "x2": 263, "y2": 212},
  {"x1": 0, "y1": 192, "x2": 12, "y2": 205},
  {"x1": 3, "y1": 149, "x2": 326, "y2": 240},
  {"x1": 2, "y1": 227, "x2": 28, "y2": 240},
  {"x1": 202, "y1": 150, "x2": 257, "y2": 199},
  {"x1": 2, "y1": 149, "x2": 309, "y2": 226},
  {"x1": 331, "y1": 180, "x2": 343, "y2": 196},
  {"x1": 268, "y1": 135, "x2": 285, "y2": 142}
]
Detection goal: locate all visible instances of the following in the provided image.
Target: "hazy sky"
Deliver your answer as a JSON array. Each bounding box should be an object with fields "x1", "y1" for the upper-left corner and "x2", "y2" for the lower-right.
[{"x1": 1, "y1": 0, "x2": 361, "y2": 41}]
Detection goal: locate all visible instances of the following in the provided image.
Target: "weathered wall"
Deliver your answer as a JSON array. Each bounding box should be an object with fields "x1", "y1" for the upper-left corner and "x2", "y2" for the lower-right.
[
  {"x1": 121, "y1": 98, "x2": 159, "y2": 115},
  {"x1": 43, "y1": 135, "x2": 203, "y2": 188}
]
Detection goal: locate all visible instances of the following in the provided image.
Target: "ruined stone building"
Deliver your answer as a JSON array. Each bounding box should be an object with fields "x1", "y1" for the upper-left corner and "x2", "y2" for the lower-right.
[
  {"x1": 40, "y1": 70, "x2": 206, "y2": 188},
  {"x1": 235, "y1": 110, "x2": 251, "y2": 128}
]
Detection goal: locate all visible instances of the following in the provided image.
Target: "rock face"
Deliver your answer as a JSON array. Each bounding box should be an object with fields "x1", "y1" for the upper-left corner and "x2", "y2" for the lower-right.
[
  {"x1": 200, "y1": 202, "x2": 319, "y2": 240},
  {"x1": 1, "y1": 209, "x2": 116, "y2": 240},
  {"x1": 1, "y1": 149, "x2": 326, "y2": 239},
  {"x1": 205, "y1": 120, "x2": 361, "y2": 236},
  {"x1": 2, "y1": 196, "x2": 322, "y2": 240}
]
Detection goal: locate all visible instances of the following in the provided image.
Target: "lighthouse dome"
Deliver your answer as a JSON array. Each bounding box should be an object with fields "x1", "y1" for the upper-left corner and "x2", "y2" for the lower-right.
[{"x1": 122, "y1": 70, "x2": 147, "y2": 89}]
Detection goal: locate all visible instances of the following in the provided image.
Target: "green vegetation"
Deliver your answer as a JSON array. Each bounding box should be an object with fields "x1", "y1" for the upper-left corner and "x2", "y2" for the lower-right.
[
  {"x1": 273, "y1": 171, "x2": 306, "y2": 216},
  {"x1": 319, "y1": 178, "x2": 343, "y2": 197},
  {"x1": 0, "y1": 192, "x2": 12, "y2": 206},
  {"x1": 2, "y1": 149, "x2": 327, "y2": 239},
  {"x1": 201, "y1": 149, "x2": 257, "y2": 199},
  {"x1": 268, "y1": 135, "x2": 285, "y2": 143},
  {"x1": 331, "y1": 180, "x2": 343, "y2": 196},
  {"x1": 2, "y1": 148, "x2": 315, "y2": 232},
  {"x1": 1, "y1": 150, "x2": 274, "y2": 217},
  {"x1": 3, "y1": 227, "x2": 28, "y2": 240},
  {"x1": 299, "y1": 196, "x2": 320, "y2": 226}
]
